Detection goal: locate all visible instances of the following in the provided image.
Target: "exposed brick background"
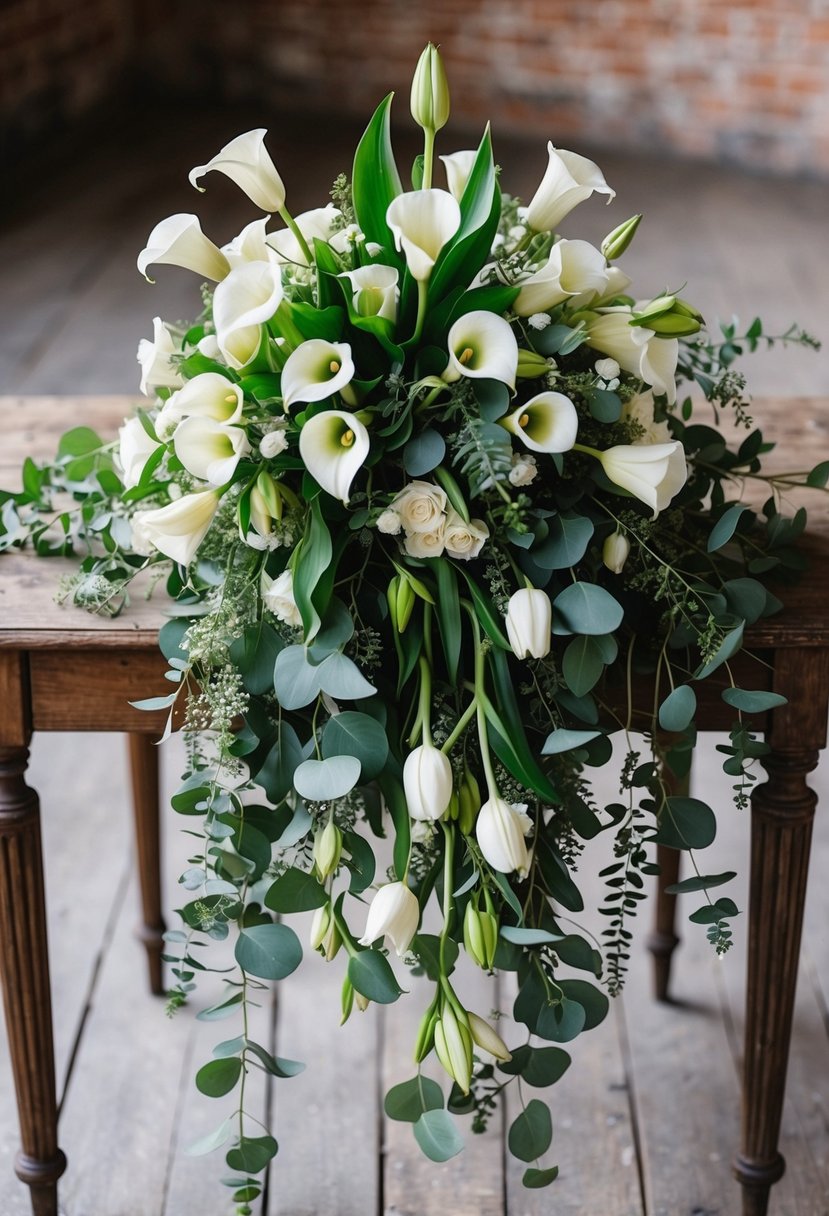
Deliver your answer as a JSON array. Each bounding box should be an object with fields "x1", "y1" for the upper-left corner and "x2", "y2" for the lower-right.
[{"x1": 3, "y1": 0, "x2": 829, "y2": 176}]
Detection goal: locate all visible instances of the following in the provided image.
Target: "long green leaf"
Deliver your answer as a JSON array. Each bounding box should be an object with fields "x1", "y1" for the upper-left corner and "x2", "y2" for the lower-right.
[
  {"x1": 352, "y1": 93, "x2": 403, "y2": 250},
  {"x1": 429, "y1": 126, "x2": 500, "y2": 302},
  {"x1": 429, "y1": 557, "x2": 461, "y2": 683},
  {"x1": 291, "y1": 497, "x2": 333, "y2": 643}
]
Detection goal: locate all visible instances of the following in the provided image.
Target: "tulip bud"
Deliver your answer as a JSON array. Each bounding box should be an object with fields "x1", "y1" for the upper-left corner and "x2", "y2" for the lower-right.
[
  {"x1": 630, "y1": 295, "x2": 703, "y2": 337},
  {"x1": 434, "y1": 1003, "x2": 473, "y2": 1095},
  {"x1": 414, "y1": 1002, "x2": 439, "y2": 1063},
  {"x1": 504, "y1": 587, "x2": 553, "y2": 660},
  {"x1": 602, "y1": 530, "x2": 631, "y2": 575},
  {"x1": 410, "y1": 44, "x2": 451, "y2": 134},
  {"x1": 313, "y1": 820, "x2": 342, "y2": 880},
  {"x1": 310, "y1": 903, "x2": 331, "y2": 951},
  {"x1": 458, "y1": 768, "x2": 481, "y2": 834},
  {"x1": 516, "y1": 349, "x2": 554, "y2": 380},
  {"x1": 476, "y1": 795, "x2": 531, "y2": 876},
  {"x1": 395, "y1": 576, "x2": 416, "y2": 633},
  {"x1": 403, "y1": 743, "x2": 453, "y2": 822},
  {"x1": 341, "y1": 975, "x2": 355, "y2": 1024},
  {"x1": 600, "y1": 214, "x2": 642, "y2": 261},
  {"x1": 463, "y1": 900, "x2": 499, "y2": 971},
  {"x1": 467, "y1": 1011, "x2": 512, "y2": 1062}
]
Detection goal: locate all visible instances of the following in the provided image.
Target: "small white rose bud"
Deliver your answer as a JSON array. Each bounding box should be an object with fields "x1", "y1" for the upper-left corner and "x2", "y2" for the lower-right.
[
  {"x1": 259, "y1": 429, "x2": 289, "y2": 458},
  {"x1": 603, "y1": 530, "x2": 631, "y2": 574},
  {"x1": 376, "y1": 509, "x2": 403, "y2": 535}
]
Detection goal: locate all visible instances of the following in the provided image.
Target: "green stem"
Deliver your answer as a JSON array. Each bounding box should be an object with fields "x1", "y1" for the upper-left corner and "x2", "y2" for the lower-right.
[
  {"x1": 422, "y1": 128, "x2": 435, "y2": 190},
  {"x1": 413, "y1": 279, "x2": 429, "y2": 343},
  {"x1": 278, "y1": 204, "x2": 313, "y2": 265},
  {"x1": 465, "y1": 605, "x2": 499, "y2": 796},
  {"x1": 438, "y1": 821, "x2": 455, "y2": 975},
  {"x1": 417, "y1": 656, "x2": 433, "y2": 742},
  {"x1": 440, "y1": 696, "x2": 478, "y2": 754}
]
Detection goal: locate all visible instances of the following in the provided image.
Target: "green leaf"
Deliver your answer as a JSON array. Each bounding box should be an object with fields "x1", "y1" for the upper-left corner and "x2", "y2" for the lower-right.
[
  {"x1": 293, "y1": 755, "x2": 361, "y2": 801},
  {"x1": 292, "y1": 496, "x2": 333, "y2": 643},
  {"x1": 265, "y1": 867, "x2": 328, "y2": 913},
  {"x1": 234, "y1": 923, "x2": 302, "y2": 981},
  {"x1": 348, "y1": 949, "x2": 404, "y2": 1004},
  {"x1": 225, "y1": 1135, "x2": 278, "y2": 1174},
  {"x1": 531, "y1": 513, "x2": 594, "y2": 570},
  {"x1": 499, "y1": 1045, "x2": 571, "y2": 1087},
  {"x1": 378, "y1": 771, "x2": 411, "y2": 882},
  {"x1": 807, "y1": 460, "x2": 829, "y2": 488},
  {"x1": 541, "y1": 728, "x2": 602, "y2": 755},
  {"x1": 256, "y1": 721, "x2": 304, "y2": 805},
  {"x1": 707, "y1": 503, "x2": 748, "y2": 552},
  {"x1": 457, "y1": 568, "x2": 511, "y2": 649},
  {"x1": 403, "y1": 429, "x2": 446, "y2": 476},
  {"x1": 413, "y1": 1109, "x2": 464, "y2": 1162},
  {"x1": 384, "y1": 1076, "x2": 444, "y2": 1123},
  {"x1": 317, "y1": 651, "x2": 377, "y2": 700},
  {"x1": 658, "y1": 685, "x2": 697, "y2": 732},
  {"x1": 535, "y1": 997, "x2": 587, "y2": 1043},
  {"x1": 273, "y1": 645, "x2": 322, "y2": 709},
  {"x1": 508, "y1": 1099, "x2": 553, "y2": 1162},
  {"x1": 562, "y1": 635, "x2": 605, "y2": 697},
  {"x1": 723, "y1": 577, "x2": 769, "y2": 624},
  {"x1": 655, "y1": 796, "x2": 717, "y2": 850},
  {"x1": 666, "y1": 871, "x2": 737, "y2": 895},
  {"x1": 689, "y1": 897, "x2": 739, "y2": 924},
  {"x1": 322, "y1": 711, "x2": 389, "y2": 780},
  {"x1": 552, "y1": 583, "x2": 623, "y2": 636},
  {"x1": 557, "y1": 979, "x2": 608, "y2": 1029},
  {"x1": 343, "y1": 830, "x2": 376, "y2": 894},
  {"x1": 185, "y1": 1118, "x2": 233, "y2": 1156},
  {"x1": 721, "y1": 688, "x2": 787, "y2": 713},
  {"x1": 352, "y1": 93, "x2": 403, "y2": 249},
  {"x1": 195, "y1": 1057, "x2": 243, "y2": 1098},
  {"x1": 230, "y1": 622, "x2": 284, "y2": 695},
  {"x1": 584, "y1": 388, "x2": 621, "y2": 423},
  {"x1": 306, "y1": 598, "x2": 354, "y2": 660},
  {"x1": 430, "y1": 557, "x2": 462, "y2": 684},
  {"x1": 196, "y1": 992, "x2": 244, "y2": 1022},
  {"x1": 413, "y1": 933, "x2": 459, "y2": 980},
  {"x1": 523, "y1": 1166, "x2": 560, "y2": 1188},
  {"x1": 695, "y1": 622, "x2": 745, "y2": 679},
  {"x1": 500, "y1": 926, "x2": 560, "y2": 946},
  {"x1": 244, "y1": 1041, "x2": 306, "y2": 1078},
  {"x1": 429, "y1": 127, "x2": 500, "y2": 302}
]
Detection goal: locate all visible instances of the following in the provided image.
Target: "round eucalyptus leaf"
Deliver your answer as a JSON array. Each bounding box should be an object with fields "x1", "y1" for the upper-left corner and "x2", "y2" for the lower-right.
[
  {"x1": 655, "y1": 795, "x2": 717, "y2": 850},
  {"x1": 322, "y1": 711, "x2": 389, "y2": 780},
  {"x1": 403, "y1": 428, "x2": 446, "y2": 476},
  {"x1": 293, "y1": 755, "x2": 361, "y2": 802},
  {"x1": 557, "y1": 979, "x2": 609, "y2": 1030},
  {"x1": 721, "y1": 687, "x2": 787, "y2": 713},
  {"x1": 225, "y1": 1135, "x2": 278, "y2": 1174},
  {"x1": 535, "y1": 997, "x2": 587, "y2": 1043},
  {"x1": 508, "y1": 1099, "x2": 553, "y2": 1162},
  {"x1": 658, "y1": 685, "x2": 697, "y2": 732},
  {"x1": 234, "y1": 923, "x2": 302, "y2": 981},
  {"x1": 265, "y1": 867, "x2": 328, "y2": 913},
  {"x1": 384, "y1": 1076, "x2": 444, "y2": 1122},
  {"x1": 317, "y1": 651, "x2": 377, "y2": 700},
  {"x1": 274, "y1": 645, "x2": 322, "y2": 709},
  {"x1": 552, "y1": 582, "x2": 624, "y2": 636},
  {"x1": 523, "y1": 1166, "x2": 560, "y2": 1188},
  {"x1": 498, "y1": 1044, "x2": 571, "y2": 1088},
  {"x1": 413, "y1": 1109, "x2": 464, "y2": 1162},
  {"x1": 195, "y1": 1057, "x2": 243, "y2": 1098}
]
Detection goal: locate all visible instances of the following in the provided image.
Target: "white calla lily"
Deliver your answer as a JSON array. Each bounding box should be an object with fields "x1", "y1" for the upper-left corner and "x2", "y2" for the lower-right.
[
  {"x1": 585, "y1": 311, "x2": 678, "y2": 403},
  {"x1": 118, "y1": 417, "x2": 161, "y2": 490},
  {"x1": 358, "y1": 881, "x2": 420, "y2": 956},
  {"x1": 173, "y1": 416, "x2": 250, "y2": 486},
  {"x1": 597, "y1": 441, "x2": 687, "y2": 517},
  {"x1": 403, "y1": 743, "x2": 454, "y2": 821},
  {"x1": 386, "y1": 189, "x2": 461, "y2": 282},
  {"x1": 514, "y1": 239, "x2": 609, "y2": 315},
  {"x1": 167, "y1": 373, "x2": 244, "y2": 426},
  {"x1": 130, "y1": 490, "x2": 220, "y2": 565},
  {"x1": 267, "y1": 204, "x2": 342, "y2": 267},
  {"x1": 281, "y1": 340, "x2": 355, "y2": 409},
  {"x1": 212, "y1": 260, "x2": 284, "y2": 370},
  {"x1": 594, "y1": 265, "x2": 633, "y2": 306},
  {"x1": 189, "y1": 129, "x2": 286, "y2": 212},
  {"x1": 339, "y1": 264, "x2": 399, "y2": 322},
  {"x1": 137, "y1": 213, "x2": 230, "y2": 283},
  {"x1": 444, "y1": 311, "x2": 519, "y2": 389},
  {"x1": 137, "y1": 317, "x2": 183, "y2": 397},
  {"x1": 440, "y1": 149, "x2": 477, "y2": 201},
  {"x1": 476, "y1": 795, "x2": 531, "y2": 876},
  {"x1": 298, "y1": 409, "x2": 369, "y2": 504},
  {"x1": 527, "y1": 143, "x2": 615, "y2": 233},
  {"x1": 222, "y1": 217, "x2": 282, "y2": 269},
  {"x1": 505, "y1": 587, "x2": 553, "y2": 659},
  {"x1": 500, "y1": 391, "x2": 578, "y2": 454}
]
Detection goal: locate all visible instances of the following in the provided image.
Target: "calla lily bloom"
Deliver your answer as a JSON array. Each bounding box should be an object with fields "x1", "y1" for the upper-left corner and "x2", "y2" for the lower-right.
[
  {"x1": 440, "y1": 149, "x2": 477, "y2": 201},
  {"x1": 500, "y1": 391, "x2": 578, "y2": 454},
  {"x1": 504, "y1": 587, "x2": 553, "y2": 659},
  {"x1": 476, "y1": 795, "x2": 532, "y2": 876},
  {"x1": 267, "y1": 205, "x2": 342, "y2": 267},
  {"x1": 339, "y1": 264, "x2": 399, "y2": 321},
  {"x1": 359, "y1": 881, "x2": 420, "y2": 957},
  {"x1": 514, "y1": 239, "x2": 609, "y2": 315},
  {"x1": 403, "y1": 743, "x2": 454, "y2": 821},
  {"x1": 527, "y1": 143, "x2": 615, "y2": 233},
  {"x1": 118, "y1": 416, "x2": 161, "y2": 490},
  {"x1": 137, "y1": 213, "x2": 230, "y2": 283},
  {"x1": 173, "y1": 416, "x2": 250, "y2": 486},
  {"x1": 212, "y1": 260, "x2": 284, "y2": 370},
  {"x1": 585, "y1": 311, "x2": 678, "y2": 403},
  {"x1": 444, "y1": 311, "x2": 518, "y2": 389},
  {"x1": 281, "y1": 340, "x2": 355, "y2": 409},
  {"x1": 137, "y1": 317, "x2": 183, "y2": 397},
  {"x1": 189, "y1": 129, "x2": 286, "y2": 212},
  {"x1": 222, "y1": 217, "x2": 282, "y2": 269},
  {"x1": 596, "y1": 441, "x2": 687, "y2": 517},
  {"x1": 131, "y1": 490, "x2": 220, "y2": 565},
  {"x1": 386, "y1": 189, "x2": 461, "y2": 282},
  {"x1": 166, "y1": 373, "x2": 244, "y2": 427},
  {"x1": 298, "y1": 409, "x2": 369, "y2": 504}
]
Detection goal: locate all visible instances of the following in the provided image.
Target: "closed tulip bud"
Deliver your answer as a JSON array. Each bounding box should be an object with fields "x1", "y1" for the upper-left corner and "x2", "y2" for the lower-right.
[
  {"x1": 403, "y1": 743, "x2": 453, "y2": 822},
  {"x1": 410, "y1": 43, "x2": 451, "y2": 134},
  {"x1": 434, "y1": 1004, "x2": 473, "y2": 1095},
  {"x1": 476, "y1": 795, "x2": 532, "y2": 876},
  {"x1": 467, "y1": 1011, "x2": 512, "y2": 1062},
  {"x1": 505, "y1": 587, "x2": 553, "y2": 660},
  {"x1": 313, "y1": 820, "x2": 342, "y2": 880},
  {"x1": 414, "y1": 1003, "x2": 439, "y2": 1063},
  {"x1": 309, "y1": 903, "x2": 331, "y2": 950},
  {"x1": 600, "y1": 213, "x2": 642, "y2": 261},
  {"x1": 463, "y1": 901, "x2": 499, "y2": 971},
  {"x1": 516, "y1": 349, "x2": 553, "y2": 380},
  {"x1": 341, "y1": 975, "x2": 354, "y2": 1024},
  {"x1": 603, "y1": 530, "x2": 631, "y2": 574},
  {"x1": 396, "y1": 577, "x2": 416, "y2": 632},
  {"x1": 458, "y1": 768, "x2": 481, "y2": 834}
]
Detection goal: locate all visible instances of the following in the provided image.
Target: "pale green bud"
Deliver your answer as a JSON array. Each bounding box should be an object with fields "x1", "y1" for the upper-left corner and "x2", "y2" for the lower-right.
[
  {"x1": 396, "y1": 576, "x2": 416, "y2": 632},
  {"x1": 414, "y1": 1003, "x2": 439, "y2": 1063},
  {"x1": 630, "y1": 294, "x2": 703, "y2": 337},
  {"x1": 341, "y1": 975, "x2": 354, "y2": 1024},
  {"x1": 600, "y1": 213, "x2": 642, "y2": 261},
  {"x1": 467, "y1": 1011, "x2": 512, "y2": 1062},
  {"x1": 463, "y1": 899, "x2": 499, "y2": 970},
  {"x1": 313, "y1": 820, "x2": 342, "y2": 880},
  {"x1": 602, "y1": 530, "x2": 630, "y2": 575},
  {"x1": 516, "y1": 349, "x2": 553, "y2": 380},
  {"x1": 309, "y1": 903, "x2": 331, "y2": 951},
  {"x1": 458, "y1": 768, "x2": 481, "y2": 835},
  {"x1": 410, "y1": 44, "x2": 451, "y2": 134},
  {"x1": 434, "y1": 1003, "x2": 473, "y2": 1094}
]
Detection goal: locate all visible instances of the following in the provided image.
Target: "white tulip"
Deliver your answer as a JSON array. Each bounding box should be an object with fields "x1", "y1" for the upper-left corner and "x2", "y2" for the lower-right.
[
  {"x1": 261, "y1": 568, "x2": 302, "y2": 627},
  {"x1": 222, "y1": 217, "x2": 282, "y2": 269},
  {"x1": 403, "y1": 527, "x2": 446, "y2": 558},
  {"x1": 213, "y1": 260, "x2": 284, "y2": 370},
  {"x1": 444, "y1": 311, "x2": 519, "y2": 389},
  {"x1": 298, "y1": 409, "x2": 369, "y2": 504},
  {"x1": 403, "y1": 743, "x2": 453, "y2": 821},
  {"x1": 173, "y1": 416, "x2": 250, "y2": 486},
  {"x1": 603, "y1": 531, "x2": 631, "y2": 574},
  {"x1": 505, "y1": 587, "x2": 552, "y2": 659},
  {"x1": 476, "y1": 795, "x2": 532, "y2": 876},
  {"x1": 167, "y1": 373, "x2": 244, "y2": 425},
  {"x1": 281, "y1": 340, "x2": 355, "y2": 409},
  {"x1": 130, "y1": 490, "x2": 220, "y2": 565},
  {"x1": 189, "y1": 129, "x2": 286, "y2": 212},
  {"x1": 526, "y1": 142, "x2": 615, "y2": 233},
  {"x1": 597, "y1": 442, "x2": 687, "y2": 517},
  {"x1": 514, "y1": 239, "x2": 609, "y2": 315},
  {"x1": 339, "y1": 264, "x2": 399, "y2": 322},
  {"x1": 386, "y1": 189, "x2": 461, "y2": 282},
  {"x1": 500, "y1": 391, "x2": 579, "y2": 454},
  {"x1": 358, "y1": 881, "x2": 420, "y2": 956},
  {"x1": 444, "y1": 511, "x2": 489, "y2": 561},
  {"x1": 585, "y1": 311, "x2": 678, "y2": 404},
  {"x1": 440, "y1": 149, "x2": 478, "y2": 201},
  {"x1": 118, "y1": 416, "x2": 161, "y2": 490},
  {"x1": 137, "y1": 317, "x2": 183, "y2": 397},
  {"x1": 467, "y1": 1011, "x2": 511, "y2": 1062},
  {"x1": 137, "y1": 213, "x2": 230, "y2": 283},
  {"x1": 390, "y1": 481, "x2": 447, "y2": 534}
]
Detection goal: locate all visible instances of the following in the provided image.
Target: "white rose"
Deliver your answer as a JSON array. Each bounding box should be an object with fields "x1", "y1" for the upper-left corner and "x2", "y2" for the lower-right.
[
  {"x1": 509, "y1": 453, "x2": 538, "y2": 487},
  {"x1": 259, "y1": 429, "x2": 289, "y2": 458},
  {"x1": 376, "y1": 509, "x2": 403, "y2": 536},
  {"x1": 391, "y1": 481, "x2": 447, "y2": 534},
  {"x1": 261, "y1": 569, "x2": 302, "y2": 627},
  {"x1": 404, "y1": 526, "x2": 446, "y2": 558},
  {"x1": 443, "y1": 511, "x2": 488, "y2": 561}
]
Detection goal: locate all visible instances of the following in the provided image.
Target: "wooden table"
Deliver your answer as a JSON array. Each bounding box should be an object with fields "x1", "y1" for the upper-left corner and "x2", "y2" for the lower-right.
[{"x1": 1, "y1": 395, "x2": 827, "y2": 1216}]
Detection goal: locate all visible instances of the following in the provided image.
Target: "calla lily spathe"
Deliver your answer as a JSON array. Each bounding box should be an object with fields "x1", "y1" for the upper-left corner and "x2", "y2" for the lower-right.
[
  {"x1": 504, "y1": 587, "x2": 553, "y2": 659},
  {"x1": 359, "y1": 881, "x2": 420, "y2": 957},
  {"x1": 137, "y1": 317, "x2": 183, "y2": 397},
  {"x1": 500, "y1": 391, "x2": 578, "y2": 454},
  {"x1": 222, "y1": 217, "x2": 282, "y2": 269},
  {"x1": 585, "y1": 311, "x2": 678, "y2": 403},
  {"x1": 386, "y1": 189, "x2": 461, "y2": 282},
  {"x1": 514, "y1": 239, "x2": 609, "y2": 315},
  {"x1": 403, "y1": 743, "x2": 454, "y2": 821},
  {"x1": 118, "y1": 416, "x2": 161, "y2": 490},
  {"x1": 476, "y1": 795, "x2": 531, "y2": 876},
  {"x1": 444, "y1": 311, "x2": 519, "y2": 389},
  {"x1": 339, "y1": 264, "x2": 399, "y2": 322},
  {"x1": 597, "y1": 441, "x2": 687, "y2": 518},
  {"x1": 166, "y1": 373, "x2": 245, "y2": 427},
  {"x1": 527, "y1": 143, "x2": 615, "y2": 233},
  {"x1": 189, "y1": 129, "x2": 286, "y2": 213},
  {"x1": 298, "y1": 409, "x2": 369, "y2": 504},
  {"x1": 281, "y1": 340, "x2": 355, "y2": 409},
  {"x1": 173, "y1": 416, "x2": 251, "y2": 486},
  {"x1": 440, "y1": 150, "x2": 477, "y2": 201},
  {"x1": 131, "y1": 490, "x2": 220, "y2": 566},
  {"x1": 212, "y1": 260, "x2": 284, "y2": 370},
  {"x1": 267, "y1": 205, "x2": 343, "y2": 267},
  {"x1": 137, "y1": 213, "x2": 230, "y2": 283}
]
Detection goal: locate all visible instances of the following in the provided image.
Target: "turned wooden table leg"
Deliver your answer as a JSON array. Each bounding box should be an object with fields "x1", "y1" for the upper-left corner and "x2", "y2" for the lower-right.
[
  {"x1": 647, "y1": 758, "x2": 688, "y2": 1001},
  {"x1": 127, "y1": 734, "x2": 166, "y2": 996},
  {"x1": 0, "y1": 747, "x2": 66, "y2": 1216}
]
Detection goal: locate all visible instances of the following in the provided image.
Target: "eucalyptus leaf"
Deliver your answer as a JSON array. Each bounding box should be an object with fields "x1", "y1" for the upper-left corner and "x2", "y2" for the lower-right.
[
  {"x1": 293, "y1": 755, "x2": 361, "y2": 801},
  {"x1": 508, "y1": 1100, "x2": 553, "y2": 1162},
  {"x1": 552, "y1": 582, "x2": 623, "y2": 636},
  {"x1": 658, "y1": 685, "x2": 697, "y2": 732},
  {"x1": 403, "y1": 429, "x2": 446, "y2": 476},
  {"x1": 195, "y1": 1057, "x2": 243, "y2": 1098},
  {"x1": 655, "y1": 796, "x2": 717, "y2": 850},
  {"x1": 413, "y1": 1109, "x2": 464, "y2": 1163},
  {"x1": 274, "y1": 645, "x2": 322, "y2": 709},
  {"x1": 542, "y1": 728, "x2": 602, "y2": 755},
  {"x1": 523, "y1": 1167, "x2": 560, "y2": 1188},
  {"x1": 318, "y1": 651, "x2": 377, "y2": 700},
  {"x1": 721, "y1": 687, "x2": 787, "y2": 713},
  {"x1": 384, "y1": 1076, "x2": 444, "y2": 1123},
  {"x1": 348, "y1": 950, "x2": 404, "y2": 1004},
  {"x1": 234, "y1": 923, "x2": 302, "y2": 981},
  {"x1": 322, "y1": 711, "x2": 389, "y2": 780},
  {"x1": 265, "y1": 867, "x2": 328, "y2": 913}
]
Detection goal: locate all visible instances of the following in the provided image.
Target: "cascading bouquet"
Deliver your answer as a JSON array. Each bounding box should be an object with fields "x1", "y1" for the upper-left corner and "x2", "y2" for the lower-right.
[{"x1": 3, "y1": 44, "x2": 824, "y2": 1212}]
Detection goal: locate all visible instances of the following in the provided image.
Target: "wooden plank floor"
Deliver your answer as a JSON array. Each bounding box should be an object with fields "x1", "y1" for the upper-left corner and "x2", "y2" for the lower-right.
[{"x1": 1, "y1": 103, "x2": 828, "y2": 1214}]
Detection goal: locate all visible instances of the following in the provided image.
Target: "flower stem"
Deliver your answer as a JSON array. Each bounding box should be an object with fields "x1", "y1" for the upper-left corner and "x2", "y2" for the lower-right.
[
  {"x1": 422, "y1": 128, "x2": 436, "y2": 190},
  {"x1": 440, "y1": 696, "x2": 478, "y2": 754},
  {"x1": 417, "y1": 655, "x2": 433, "y2": 741},
  {"x1": 413, "y1": 280, "x2": 429, "y2": 343},
  {"x1": 278, "y1": 204, "x2": 314, "y2": 266}
]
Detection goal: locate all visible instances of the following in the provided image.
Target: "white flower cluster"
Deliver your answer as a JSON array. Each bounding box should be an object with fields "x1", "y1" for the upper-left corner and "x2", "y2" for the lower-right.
[{"x1": 386, "y1": 480, "x2": 489, "y2": 561}]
